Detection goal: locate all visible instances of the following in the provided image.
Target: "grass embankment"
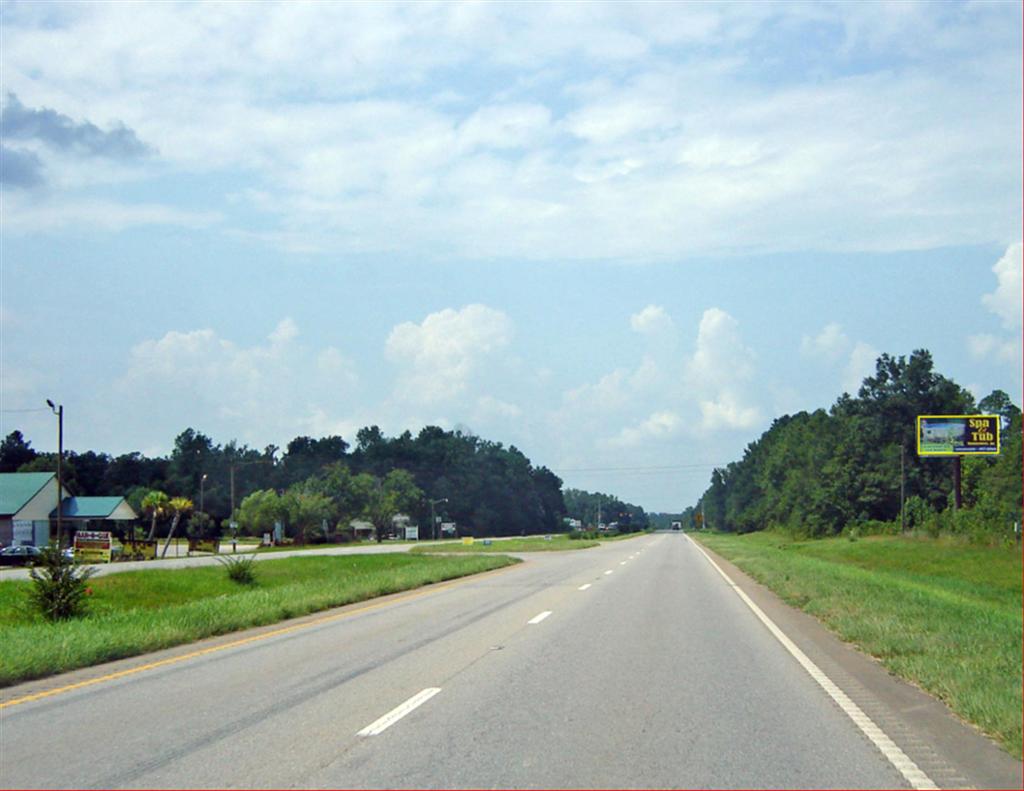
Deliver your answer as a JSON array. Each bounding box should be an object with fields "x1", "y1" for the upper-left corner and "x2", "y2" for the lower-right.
[
  {"x1": 0, "y1": 553, "x2": 517, "y2": 688},
  {"x1": 692, "y1": 531, "x2": 1023, "y2": 757},
  {"x1": 411, "y1": 535, "x2": 599, "y2": 553}
]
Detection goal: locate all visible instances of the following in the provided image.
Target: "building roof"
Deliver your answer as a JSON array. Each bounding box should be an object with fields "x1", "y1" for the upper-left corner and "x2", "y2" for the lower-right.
[
  {"x1": 0, "y1": 472, "x2": 56, "y2": 515},
  {"x1": 52, "y1": 497, "x2": 135, "y2": 520}
]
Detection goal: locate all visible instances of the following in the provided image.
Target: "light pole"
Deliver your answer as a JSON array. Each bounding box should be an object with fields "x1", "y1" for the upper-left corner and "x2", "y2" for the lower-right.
[
  {"x1": 429, "y1": 498, "x2": 448, "y2": 540},
  {"x1": 200, "y1": 473, "x2": 208, "y2": 513},
  {"x1": 46, "y1": 400, "x2": 63, "y2": 548}
]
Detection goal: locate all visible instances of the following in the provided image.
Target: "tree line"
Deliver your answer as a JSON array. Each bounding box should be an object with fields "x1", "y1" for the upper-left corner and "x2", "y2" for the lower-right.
[
  {"x1": 689, "y1": 350, "x2": 1021, "y2": 541},
  {"x1": 1, "y1": 425, "x2": 576, "y2": 542}
]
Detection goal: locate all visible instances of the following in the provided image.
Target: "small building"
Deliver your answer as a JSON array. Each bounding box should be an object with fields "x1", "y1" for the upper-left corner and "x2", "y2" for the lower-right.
[
  {"x1": 0, "y1": 473, "x2": 137, "y2": 547},
  {"x1": 54, "y1": 497, "x2": 138, "y2": 531},
  {"x1": 0, "y1": 472, "x2": 71, "y2": 547}
]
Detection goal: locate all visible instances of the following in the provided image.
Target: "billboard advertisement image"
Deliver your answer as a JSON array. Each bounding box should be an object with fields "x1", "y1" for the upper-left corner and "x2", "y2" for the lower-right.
[{"x1": 917, "y1": 415, "x2": 1000, "y2": 456}]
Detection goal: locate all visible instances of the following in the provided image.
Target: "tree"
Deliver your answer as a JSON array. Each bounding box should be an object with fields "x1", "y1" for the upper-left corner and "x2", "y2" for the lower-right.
[
  {"x1": 235, "y1": 489, "x2": 288, "y2": 538},
  {"x1": 160, "y1": 497, "x2": 194, "y2": 558},
  {"x1": 282, "y1": 489, "x2": 337, "y2": 544},
  {"x1": 0, "y1": 431, "x2": 37, "y2": 472},
  {"x1": 978, "y1": 389, "x2": 1021, "y2": 430},
  {"x1": 361, "y1": 469, "x2": 422, "y2": 542},
  {"x1": 142, "y1": 490, "x2": 171, "y2": 540}
]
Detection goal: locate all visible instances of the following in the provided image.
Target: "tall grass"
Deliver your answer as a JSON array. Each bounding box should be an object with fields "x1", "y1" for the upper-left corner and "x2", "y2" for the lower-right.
[
  {"x1": 694, "y1": 531, "x2": 1022, "y2": 757},
  {"x1": 0, "y1": 553, "x2": 517, "y2": 687}
]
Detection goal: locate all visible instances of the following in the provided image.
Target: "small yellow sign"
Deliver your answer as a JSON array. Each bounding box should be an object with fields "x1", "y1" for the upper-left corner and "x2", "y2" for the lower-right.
[
  {"x1": 462, "y1": 536, "x2": 474, "y2": 545},
  {"x1": 188, "y1": 538, "x2": 221, "y2": 554},
  {"x1": 73, "y1": 530, "x2": 112, "y2": 564}
]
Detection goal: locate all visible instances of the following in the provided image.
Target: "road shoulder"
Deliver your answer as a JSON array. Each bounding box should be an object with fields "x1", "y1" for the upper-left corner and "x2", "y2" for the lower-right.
[{"x1": 691, "y1": 535, "x2": 1023, "y2": 790}]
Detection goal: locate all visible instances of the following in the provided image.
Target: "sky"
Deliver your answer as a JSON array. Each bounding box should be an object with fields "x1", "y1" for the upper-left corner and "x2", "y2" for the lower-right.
[{"x1": 1, "y1": 1, "x2": 1021, "y2": 513}]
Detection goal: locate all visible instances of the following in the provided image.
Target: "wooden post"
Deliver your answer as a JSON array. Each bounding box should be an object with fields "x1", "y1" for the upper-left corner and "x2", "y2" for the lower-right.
[
  {"x1": 952, "y1": 456, "x2": 962, "y2": 510},
  {"x1": 900, "y1": 443, "x2": 906, "y2": 532}
]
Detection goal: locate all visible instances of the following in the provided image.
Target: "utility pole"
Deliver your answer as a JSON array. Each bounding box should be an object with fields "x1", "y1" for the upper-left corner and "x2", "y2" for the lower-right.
[{"x1": 46, "y1": 400, "x2": 63, "y2": 548}]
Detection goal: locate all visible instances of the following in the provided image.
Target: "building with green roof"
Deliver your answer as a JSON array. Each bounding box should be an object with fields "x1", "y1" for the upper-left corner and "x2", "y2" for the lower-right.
[{"x1": 0, "y1": 472, "x2": 137, "y2": 547}]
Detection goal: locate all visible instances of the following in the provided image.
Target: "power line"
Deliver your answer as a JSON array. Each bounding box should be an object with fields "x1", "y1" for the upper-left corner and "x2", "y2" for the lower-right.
[
  {"x1": 0, "y1": 407, "x2": 51, "y2": 413},
  {"x1": 552, "y1": 463, "x2": 724, "y2": 474}
]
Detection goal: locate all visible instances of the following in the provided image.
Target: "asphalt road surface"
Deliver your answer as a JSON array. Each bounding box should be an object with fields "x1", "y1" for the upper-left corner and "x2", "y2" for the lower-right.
[{"x1": 1, "y1": 533, "x2": 1020, "y2": 789}]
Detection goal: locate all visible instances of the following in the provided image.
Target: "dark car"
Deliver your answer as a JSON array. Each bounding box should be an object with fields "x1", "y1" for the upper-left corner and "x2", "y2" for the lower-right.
[{"x1": 0, "y1": 545, "x2": 44, "y2": 566}]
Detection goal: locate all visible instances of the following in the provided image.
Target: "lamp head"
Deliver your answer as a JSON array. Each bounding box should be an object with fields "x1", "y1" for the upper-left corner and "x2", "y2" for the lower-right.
[{"x1": 46, "y1": 399, "x2": 55, "y2": 409}]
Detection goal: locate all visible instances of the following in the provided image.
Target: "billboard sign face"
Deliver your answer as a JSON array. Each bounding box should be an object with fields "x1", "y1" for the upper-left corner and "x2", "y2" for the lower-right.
[
  {"x1": 917, "y1": 415, "x2": 1000, "y2": 456},
  {"x1": 74, "y1": 530, "x2": 113, "y2": 563}
]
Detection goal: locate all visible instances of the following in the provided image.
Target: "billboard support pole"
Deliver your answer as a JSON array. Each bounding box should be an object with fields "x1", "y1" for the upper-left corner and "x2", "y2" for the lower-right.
[
  {"x1": 952, "y1": 456, "x2": 962, "y2": 510},
  {"x1": 900, "y1": 443, "x2": 906, "y2": 533}
]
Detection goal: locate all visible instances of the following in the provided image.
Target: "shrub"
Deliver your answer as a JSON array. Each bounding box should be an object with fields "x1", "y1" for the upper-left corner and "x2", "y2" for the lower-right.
[
  {"x1": 217, "y1": 553, "x2": 259, "y2": 585},
  {"x1": 26, "y1": 544, "x2": 98, "y2": 621}
]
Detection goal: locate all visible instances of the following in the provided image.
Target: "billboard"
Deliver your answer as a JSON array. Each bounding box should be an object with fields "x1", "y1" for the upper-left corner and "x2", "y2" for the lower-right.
[
  {"x1": 917, "y1": 415, "x2": 1000, "y2": 456},
  {"x1": 74, "y1": 530, "x2": 113, "y2": 563}
]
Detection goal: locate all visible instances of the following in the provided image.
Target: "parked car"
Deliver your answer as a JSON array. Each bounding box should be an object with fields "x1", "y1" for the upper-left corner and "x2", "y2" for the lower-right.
[{"x1": 0, "y1": 545, "x2": 44, "y2": 566}]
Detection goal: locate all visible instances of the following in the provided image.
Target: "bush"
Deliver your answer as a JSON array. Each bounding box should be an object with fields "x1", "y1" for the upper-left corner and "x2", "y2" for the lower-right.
[
  {"x1": 216, "y1": 553, "x2": 258, "y2": 585},
  {"x1": 26, "y1": 544, "x2": 98, "y2": 621}
]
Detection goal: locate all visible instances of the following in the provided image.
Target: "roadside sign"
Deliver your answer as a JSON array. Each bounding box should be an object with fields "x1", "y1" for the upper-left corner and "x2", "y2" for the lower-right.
[
  {"x1": 188, "y1": 538, "x2": 220, "y2": 554},
  {"x1": 406, "y1": 525, "x2": 419, "y2": 540},
  {"x1": 74, "y1": 530, "x2": 112, "y2": 563},
  {"x1": 917, "y1": 415, "x2": 1000, "y2": 456},
  {"x1": 462, "y1": 536, "x2": 474, "y2": 545}
]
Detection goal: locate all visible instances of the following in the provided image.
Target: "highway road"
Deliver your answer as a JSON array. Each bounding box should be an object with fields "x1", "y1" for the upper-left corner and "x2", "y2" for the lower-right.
[{"x1": 1, "y1": 533, "x2": 1020, "y2": 789}]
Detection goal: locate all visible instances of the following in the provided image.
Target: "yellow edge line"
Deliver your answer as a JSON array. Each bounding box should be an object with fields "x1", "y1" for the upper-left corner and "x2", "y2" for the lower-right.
[{"x1": 1, "y1": 560, "x2": 522, "y2": 710}]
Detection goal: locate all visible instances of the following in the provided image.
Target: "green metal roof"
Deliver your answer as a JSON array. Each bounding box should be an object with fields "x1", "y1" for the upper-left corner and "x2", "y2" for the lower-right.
[
  {"x1": 53, "y1": 497, "x2": 128, "y2": 519},
  {"x1": 0, "y1": 472, "x2": 55, "y2": 515}
]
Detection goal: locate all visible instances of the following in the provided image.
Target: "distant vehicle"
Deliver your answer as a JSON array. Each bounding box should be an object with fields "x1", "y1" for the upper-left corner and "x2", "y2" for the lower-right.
[
  {"x1": 671, "y1": 521, "x2": 682, "y2": 531},
  {"x1": 0, "y1": 545, "x2": 44, "y2": 566}
]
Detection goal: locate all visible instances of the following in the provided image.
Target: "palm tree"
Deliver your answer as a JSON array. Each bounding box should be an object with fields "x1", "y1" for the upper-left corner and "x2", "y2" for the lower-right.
[
  {"x1": 142, "y1": 490, "x2": 170, "y2": 541},
  {"x1": 160, "y1": 497, "x2": 194, "y2": 558}
]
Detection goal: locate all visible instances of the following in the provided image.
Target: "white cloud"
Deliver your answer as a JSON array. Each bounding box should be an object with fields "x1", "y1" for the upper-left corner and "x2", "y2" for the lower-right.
[
  {"x1": 386, "y1": 304, "x2": 513, "y2": 404},
  {"x1": 981, "y1": 242, "x2": 1022, "y2": 329},
  {"x1": 474, "y1": 395, "x2": 522, "y2": 421},
  {"x1": 630, "y1": 305, "x2": 674, "y2": 336},
  {"x1": 117, "y1": 320, "x2": 358, "y2": 448},
  {"x1": 609, "y1": 410, "x2": 683, "y2": 447},
  {"x1": 967, "y1": 333, "x2": 1020, "y2": 363},
  {"x1": 686, "y1": 308, "x2": 760, "y2": 431},
  {"x1": 2, "y1": 3, "x2": 1016, "y2": 259},
  {"x1": 697, "y1": 395, "x2": 761, "y2": 431},
  {"x1": 842, "y1": 341, "x2": 879, "y2": 394},
  {"x1": 800, "y1": 322, "x2": 850, "y2": 362}
]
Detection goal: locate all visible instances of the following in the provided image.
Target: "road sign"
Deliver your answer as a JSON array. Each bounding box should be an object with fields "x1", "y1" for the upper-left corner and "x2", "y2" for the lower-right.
[{"x1": 917, "y1": 415, "x2": 1000, "y2": 456}]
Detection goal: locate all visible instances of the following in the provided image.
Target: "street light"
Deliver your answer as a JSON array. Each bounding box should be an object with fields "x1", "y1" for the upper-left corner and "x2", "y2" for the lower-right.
[
  {"x1": 46, "y1": 400, "x2": 63, "y2": 549},
  {"x1": 200, "y1": 473, "x2": 208, "y2": 513},
  {"x1": 429, "y1": 498, "x2": 448, "y2": 540}
]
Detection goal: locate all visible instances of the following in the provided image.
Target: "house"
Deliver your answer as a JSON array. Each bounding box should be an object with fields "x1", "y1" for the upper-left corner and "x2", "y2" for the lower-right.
[
  {"x1": 0, "y1": 472, "x2": 71, "y2": 547},
  {"x1": 0, "y1": 472, "x2": 138, "y2": 547},
  {"x1": 55, "y1": 497, "x2": 138, "y2": 529}
]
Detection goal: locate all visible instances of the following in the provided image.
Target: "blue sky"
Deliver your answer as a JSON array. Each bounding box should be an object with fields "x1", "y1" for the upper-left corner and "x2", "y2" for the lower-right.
[{"x1": 1, "y1": 1, "x2": 1020, "y2": 512}]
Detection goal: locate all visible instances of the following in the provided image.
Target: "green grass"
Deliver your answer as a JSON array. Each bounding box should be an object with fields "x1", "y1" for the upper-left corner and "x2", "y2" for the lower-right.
[
  {"x1": 0, "y1": 553, "x2": 517, "y2": 687},
  {"x1": 410, "y1": 535, "x2": 599, "y2": 553},
  {"x1": 693, "y1": 530, "x2": 1023, "y2": 757}
]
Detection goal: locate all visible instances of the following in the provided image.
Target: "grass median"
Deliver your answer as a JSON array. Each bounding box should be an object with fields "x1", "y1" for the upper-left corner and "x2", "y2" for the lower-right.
[
  {"x1": 691, "y1": 530, "x2": 1022, "y2": 757},
  {"x1": 0, "y1": 553, "x2": 518, "y2": 688},
  {"x1": 410, "y1": 535, "x2": 599, "y2": 553}
]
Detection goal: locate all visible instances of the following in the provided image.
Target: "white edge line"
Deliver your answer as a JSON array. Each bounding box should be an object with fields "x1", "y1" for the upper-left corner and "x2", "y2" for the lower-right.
[
  {"x1": 686, "y1": 535, "x2": 938, "y2": 791},
  {"x1": 578, "y1": 583, "x2": 592, "y2": 590},
  {"x1": 357, "y1": 688, "x2": 442, "y2": 736},
  {"x1": 528, "y1": 610, "x2": 552, "y2": 624},
  {"x1": 604, "y1": 569, "x2": 614, "y2": 575}
]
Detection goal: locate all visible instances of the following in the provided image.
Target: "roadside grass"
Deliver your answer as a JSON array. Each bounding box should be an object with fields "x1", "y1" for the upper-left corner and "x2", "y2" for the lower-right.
[
  {"x1": 0, "y1": 553, "x2": 517, "y2": 687},
  {"x1": 410, "y1": 535, "x2": 598, "y2": 553},
  {"x1": 692, "y1": 530, "x2": 1023, "y2": 757}
]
